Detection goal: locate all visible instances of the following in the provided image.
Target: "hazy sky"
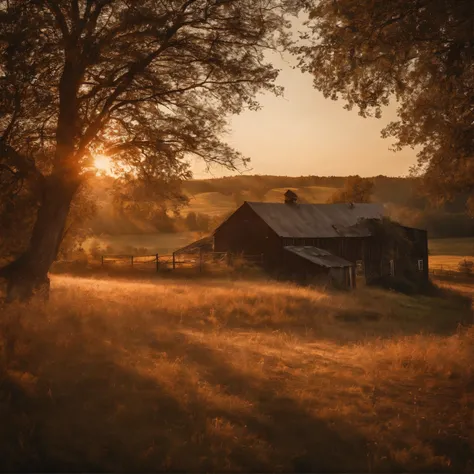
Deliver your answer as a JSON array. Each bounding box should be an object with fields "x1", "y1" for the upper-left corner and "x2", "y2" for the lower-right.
[{"x1": 191, "y1": 52, "x2": 418, "y2": 179}]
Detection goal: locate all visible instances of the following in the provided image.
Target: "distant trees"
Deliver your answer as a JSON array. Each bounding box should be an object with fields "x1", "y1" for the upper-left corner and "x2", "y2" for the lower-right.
[
  {"x1": 184, "y1": 212, "x2": 210, "y2": 232},
  {"x1": 329, "y1": 176, "x2": 374, "y2": 203},
  {"x1": 232, "y1": 191, "x2": 246, "y2": 208},
  {"x1": 297, "y1": 0, "x2": 474, "y2": 210}
]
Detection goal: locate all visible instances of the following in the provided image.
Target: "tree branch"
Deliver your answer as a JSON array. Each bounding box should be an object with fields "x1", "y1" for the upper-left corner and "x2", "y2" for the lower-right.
[
  {"x1": 75, "y1": 17, "x2": 188, "y2": 158},
  {"x1": 44, "y1": 1, "x2": 70, "y2": 40},
  {"x1": 0, "y1": 141, "x2": 44, "y2": 182}
]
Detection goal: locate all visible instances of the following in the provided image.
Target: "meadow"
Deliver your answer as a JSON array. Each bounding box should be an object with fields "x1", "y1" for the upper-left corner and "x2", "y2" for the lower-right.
[
  {"x1": 1, "y1": 274, "x2": 473, "y2": 472},
  {"x1": 428, "y1": 238, "x2": 474, "y2": 272}
]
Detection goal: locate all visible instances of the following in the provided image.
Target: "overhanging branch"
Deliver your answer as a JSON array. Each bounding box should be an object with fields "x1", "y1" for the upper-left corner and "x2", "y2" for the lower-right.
[{"x1": 0, "y1": 141, "x2": 44, "y2": 183}]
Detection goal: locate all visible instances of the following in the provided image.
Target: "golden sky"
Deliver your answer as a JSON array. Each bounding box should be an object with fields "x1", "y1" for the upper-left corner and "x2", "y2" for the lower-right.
[{"x1": 191, "y1": 52, "x2": 418, "y2": 179}]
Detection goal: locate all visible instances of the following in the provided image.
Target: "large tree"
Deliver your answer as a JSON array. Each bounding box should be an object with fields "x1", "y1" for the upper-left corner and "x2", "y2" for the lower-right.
[
  {"x1": 0, "y1": 0, "x2": 299, "y2": 300},
  {"x1": 297, "y1": 0, "x2": 474, "y2": 212}
]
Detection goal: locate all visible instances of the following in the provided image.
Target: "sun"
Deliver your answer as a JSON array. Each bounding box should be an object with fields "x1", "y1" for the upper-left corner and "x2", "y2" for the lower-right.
[{"x1": 93, "y1": 154, "x2": 115, "y2": 175}]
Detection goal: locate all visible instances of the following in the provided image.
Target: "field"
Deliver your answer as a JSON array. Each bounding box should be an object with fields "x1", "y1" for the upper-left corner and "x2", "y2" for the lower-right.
[
  {"x1": 1, "y1": 275, "x2": 473, "y2": 472},
  {"x1": 83, "y1": 231, "x2": 201, "y2": 256},
  {"x1": 429, "y1": 238, "x2": 474, "y2": 272}
]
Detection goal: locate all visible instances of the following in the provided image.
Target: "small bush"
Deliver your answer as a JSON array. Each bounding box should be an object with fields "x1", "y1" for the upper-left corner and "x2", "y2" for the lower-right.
[
  {"x1": 228, "y1": 255, "x2": 265, "y2": 279},
  {"x1": 458, "y1": 259, "x2": 473, "y2": 275}
]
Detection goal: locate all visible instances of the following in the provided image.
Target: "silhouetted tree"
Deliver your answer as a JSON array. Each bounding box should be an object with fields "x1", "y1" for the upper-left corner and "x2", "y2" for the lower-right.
[
  {"x1": 0, "y1": 0, "x2": 300, "y2": 300},
  {"x1": 329, "y1": 176, "x2": 374, "y2": 203},
  {"x1": 185, "y1": 211, "x2": 198, "y2": 231},
  {"x1": 297, "y1": 0, "x2": 474, "y2": 209}
]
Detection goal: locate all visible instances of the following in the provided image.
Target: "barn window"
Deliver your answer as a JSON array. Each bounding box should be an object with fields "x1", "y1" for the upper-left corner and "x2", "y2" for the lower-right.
[
  {"x1": 389, "y1": 259, "x2": 395, "y2": 276},
  {"x1": 417, "y1": 259, "x2": 423, "y2": 271}
]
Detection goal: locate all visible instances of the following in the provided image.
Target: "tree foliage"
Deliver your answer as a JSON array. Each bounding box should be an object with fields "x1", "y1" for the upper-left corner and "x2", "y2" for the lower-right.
[
  {"x1": 329, "y1": 175, "x2": 374, "y2": 203},
  {"x1": 0, "y1": 0, "x2": 300, "y2": 298},
  {"x1": 297, "y1": 0, "x2": 474, "y2": 206}
]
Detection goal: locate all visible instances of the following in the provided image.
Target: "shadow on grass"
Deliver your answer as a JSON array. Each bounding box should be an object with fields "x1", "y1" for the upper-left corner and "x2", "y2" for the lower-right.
[
  {"x1": 1, "y1": 292, "x2": 473, "y2": 473},
  {"x1": 1, "y1": 273, "x2": 472, "y2": 472},
  {"x1": 0, "y1": 313, "x2": 374, "y2": 473}
]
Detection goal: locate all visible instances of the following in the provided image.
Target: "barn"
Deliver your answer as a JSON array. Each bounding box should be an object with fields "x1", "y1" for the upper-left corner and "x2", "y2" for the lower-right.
[{"x1": 212, "y1": 191, "x2": 428, "y2": 288}]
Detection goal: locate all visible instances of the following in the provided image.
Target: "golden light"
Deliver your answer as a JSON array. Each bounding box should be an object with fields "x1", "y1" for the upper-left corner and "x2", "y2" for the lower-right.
[{"x1": 93, "y1": 154, "x2": 115, "y2": 175}]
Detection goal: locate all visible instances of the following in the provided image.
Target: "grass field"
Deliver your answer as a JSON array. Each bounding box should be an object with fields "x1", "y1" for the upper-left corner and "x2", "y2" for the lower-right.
[
  {"x1": 428, "y1": 237, "x2": 474, "y2": 272},
  {"x1": 82, "y1": 231, "x2": 201, "y2": 256},
  {"x1": 1, "y1": 275, "x2": 473, "y2": 472}
]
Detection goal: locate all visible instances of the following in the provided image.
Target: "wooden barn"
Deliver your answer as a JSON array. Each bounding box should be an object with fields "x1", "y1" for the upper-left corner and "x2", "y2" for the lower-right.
[{"x1": 212, "y1": 191, "x2": 428, "y2": 288}]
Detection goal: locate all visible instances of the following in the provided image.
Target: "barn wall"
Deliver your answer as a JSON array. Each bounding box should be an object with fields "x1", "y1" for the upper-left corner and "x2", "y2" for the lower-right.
[
  {"x1": 363, "y1": 227, "x2": 429, "y2": 283},
  {"x1": 213, "y1": 203, "x2": 281, "y2": 267},
  {"x1": 402, "y1": 227, "x2": 429, "y2": 280}
]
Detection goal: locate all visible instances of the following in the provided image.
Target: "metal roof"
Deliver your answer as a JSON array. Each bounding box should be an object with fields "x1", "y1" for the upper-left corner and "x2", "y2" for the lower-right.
[
  {"x1": 246, "y1": 202, "x2": 385, "y2": 238},
  {"x1": 284, "y1": 246, "x2": 353, "y2": 268}
]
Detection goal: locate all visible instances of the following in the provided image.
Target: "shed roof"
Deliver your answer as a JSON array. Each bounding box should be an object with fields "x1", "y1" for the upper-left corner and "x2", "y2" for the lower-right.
[
  {"x1": 284, "y1": 246, "x2": 353, "y2": 268},
  {"x1": 246, "y1": 202, "x2": 385, "y2": 238}
]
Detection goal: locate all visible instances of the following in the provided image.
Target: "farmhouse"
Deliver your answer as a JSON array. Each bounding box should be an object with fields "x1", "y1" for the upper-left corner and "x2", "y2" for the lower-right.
[{"x1": 212, "y1": 191, "x2": 428, "y2": 288}]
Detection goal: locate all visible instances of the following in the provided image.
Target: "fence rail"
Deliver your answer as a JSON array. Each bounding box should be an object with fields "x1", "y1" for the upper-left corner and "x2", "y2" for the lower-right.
[
  {"x1": 429, "y1": 263, "x2": 473, "y2": 278},
  {"x1": 99, "y1": 251, "x2": 263, "y2": 273}
]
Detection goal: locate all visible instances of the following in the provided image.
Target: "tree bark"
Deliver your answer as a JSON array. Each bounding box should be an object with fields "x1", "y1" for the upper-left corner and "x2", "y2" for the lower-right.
[{"x1": 2, "y1": 173, "x2": 78, "y2": 302}]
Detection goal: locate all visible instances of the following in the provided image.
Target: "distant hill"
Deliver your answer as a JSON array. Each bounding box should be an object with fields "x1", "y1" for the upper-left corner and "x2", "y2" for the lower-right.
[{"x1": 87, "y1": 174, "x2": 473, "y2": 239}]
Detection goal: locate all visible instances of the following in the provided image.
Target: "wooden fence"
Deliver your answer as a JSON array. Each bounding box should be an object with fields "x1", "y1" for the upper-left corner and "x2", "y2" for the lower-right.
[
  {"x1": 100, "y1": 251, "x2": 264, "y2": 273},
  {"x1": 429, "y1": 263, "x2": 473, "y2": 278}
]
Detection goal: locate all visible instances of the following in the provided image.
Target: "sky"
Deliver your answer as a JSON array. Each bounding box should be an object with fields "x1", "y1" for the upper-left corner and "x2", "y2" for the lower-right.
[{"x1": 191, "y1": 51, "x2": 418, "y2": 180}]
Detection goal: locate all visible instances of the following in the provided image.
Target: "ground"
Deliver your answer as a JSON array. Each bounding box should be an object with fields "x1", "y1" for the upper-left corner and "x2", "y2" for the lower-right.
[{"x1": 1, "y1": 275, "x2": 473, "y2": 472}]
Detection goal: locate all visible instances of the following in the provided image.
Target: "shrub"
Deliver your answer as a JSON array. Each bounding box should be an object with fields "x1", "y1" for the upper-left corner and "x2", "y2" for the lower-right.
[{"x1": 458, "y1": 259, "x2": 473, "y2": 275}]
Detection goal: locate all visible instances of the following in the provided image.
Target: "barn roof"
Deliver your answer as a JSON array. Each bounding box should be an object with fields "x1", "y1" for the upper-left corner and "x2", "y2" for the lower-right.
[
  {"x1": 284, "y1": 246, "x2": 353, "y2": 268},
  {"x1": 246, "y1": 202, "x2": 385, "y2": 238}
]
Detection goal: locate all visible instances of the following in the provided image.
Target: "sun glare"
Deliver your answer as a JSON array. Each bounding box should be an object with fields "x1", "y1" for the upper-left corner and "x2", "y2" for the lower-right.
[{"x1": 93, "y1": 154, "x2": 115, "y2": 175}]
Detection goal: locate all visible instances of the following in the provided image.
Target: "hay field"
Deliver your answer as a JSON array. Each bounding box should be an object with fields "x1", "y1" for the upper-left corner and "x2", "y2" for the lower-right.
[
  {"x1": 1, "y1": 276, "x2": 473, "y2": 472},
  {"x1": 429, "y1": 237, "x2": 474, "y2": 272}
]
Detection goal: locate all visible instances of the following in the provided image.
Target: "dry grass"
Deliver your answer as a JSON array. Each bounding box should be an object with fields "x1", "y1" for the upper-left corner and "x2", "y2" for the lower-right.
[{"x1": 0, "y1": 276, "x2": 473, "y2": 472}]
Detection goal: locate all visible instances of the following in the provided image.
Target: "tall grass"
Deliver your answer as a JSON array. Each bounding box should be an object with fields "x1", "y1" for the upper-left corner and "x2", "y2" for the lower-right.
[{"x1": 0, "y1": 276, "x2": 473, "y2": 472}]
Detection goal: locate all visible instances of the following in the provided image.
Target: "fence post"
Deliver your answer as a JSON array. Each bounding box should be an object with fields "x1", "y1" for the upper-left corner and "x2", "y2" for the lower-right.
[
  {"x1": 101, "y1": 255, "x2": 104, "y2": 266},
  {"x1": 172, "y1": 252, "x2": 176, "y2": 270},
  {"x1": 156, "y1": 254, "x2": 159, "y2": 272},
  {"x1": 131, "y1": 255, "x2": 134, "y2": 267}
]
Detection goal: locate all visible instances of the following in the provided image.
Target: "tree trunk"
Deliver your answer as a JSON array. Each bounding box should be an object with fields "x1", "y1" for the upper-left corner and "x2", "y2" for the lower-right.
[{"x1": 3, "y1": 174, "x2": 78, "y2": 302}]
